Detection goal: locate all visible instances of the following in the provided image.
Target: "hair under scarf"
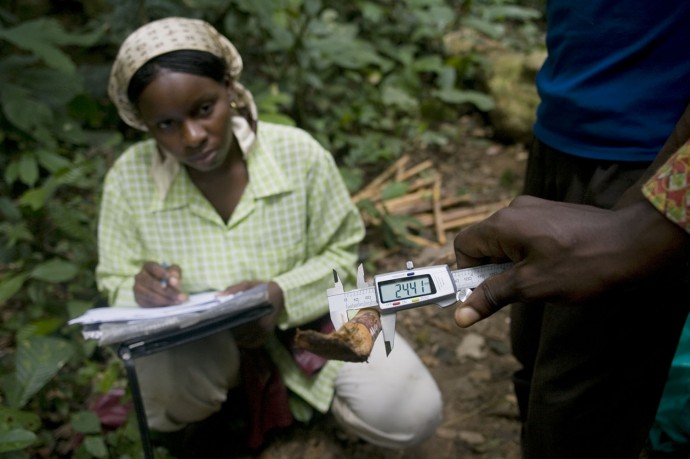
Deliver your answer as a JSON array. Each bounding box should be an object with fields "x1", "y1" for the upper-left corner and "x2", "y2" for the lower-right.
[{"x1": 107, "y1": 17, "x2": 258, "y2": 156}]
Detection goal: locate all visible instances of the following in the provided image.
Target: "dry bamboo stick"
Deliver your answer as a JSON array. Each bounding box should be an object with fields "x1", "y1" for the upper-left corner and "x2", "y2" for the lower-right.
[
  {"x1": 432, "y1": 177, "x2": 446, "y2": 245},
  {"x1": 359, "y1": 172, "x2": 436, "y2": 206},
  {"x1": 440, "y1": 194, "x2": 475, "y2": 208},
  {"x1": 411, "y1": 199, "x2": 510, "y2": 227},
  {"x1": 352, "y1": 154, "x2": 410, "y2": 203},
  {"x1": 378, "y1": 189, "x2": 432, "y2": 214},
  {"x1": 396, "y1": 159, "x2": 434, "y2": 182},
  {"x1": 412, "y1": 213, "x2": 436, "y2": 227},
  {"x1": 386, "y1": 193, "x2": 474, "y2": 216},
  {"x1": 406, "y1": 175, "x2": 438, "y2": 193},
  {"x1": 443, "y1": 213, "x2": 494, "y2": 230},
  {"x1": 405, "y1": 233, "x2": 439, "y2": 248},
  {"x1": 442, "y1": 200, "x2": 509, "y2": 223},
  {"x1": 442, "y1": 199, "x2": 510, "y2": 230}
]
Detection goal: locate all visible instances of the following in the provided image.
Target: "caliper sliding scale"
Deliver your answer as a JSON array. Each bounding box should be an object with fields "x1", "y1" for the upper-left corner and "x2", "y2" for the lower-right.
[{"x1": 327, "y1": 261, "x2": 512, "y2": 355}]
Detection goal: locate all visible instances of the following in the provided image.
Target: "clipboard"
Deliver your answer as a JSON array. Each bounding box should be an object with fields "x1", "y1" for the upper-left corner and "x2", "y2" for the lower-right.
[{"x1": 76, "y1": 284, "x2": 273, "y2": 459}]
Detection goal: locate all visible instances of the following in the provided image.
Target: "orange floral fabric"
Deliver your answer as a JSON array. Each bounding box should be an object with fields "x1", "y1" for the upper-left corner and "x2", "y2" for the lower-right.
[{"x1": 642, "y1": 141, "x2": 690, "y2": 233}]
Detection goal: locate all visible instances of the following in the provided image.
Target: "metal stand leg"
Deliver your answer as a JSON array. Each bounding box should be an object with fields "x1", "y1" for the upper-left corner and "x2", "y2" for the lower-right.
[
  {"x1": 119, "y1": 347, "x2": 154, "y2": 459},
  {"x1": 103, "y1": 289, "x2": 272, "y2": 458}
]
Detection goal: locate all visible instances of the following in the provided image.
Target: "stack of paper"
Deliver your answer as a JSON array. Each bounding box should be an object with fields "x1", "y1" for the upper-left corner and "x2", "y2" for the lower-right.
[
  {"x1": 69, "y1": 285, "x2": 270, "y2": 345},
  {"x1": 69, "y1": 291, "x2": 232, "y2": 325}
]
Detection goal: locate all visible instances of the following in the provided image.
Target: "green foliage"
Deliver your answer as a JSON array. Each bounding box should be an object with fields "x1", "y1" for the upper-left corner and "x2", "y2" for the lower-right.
[
  {"x1": 4, "y1": 336, "x2": 74, "y2": 409},
  {"x1": 0, "y1": 0, "x2": 542, "y2": 456},
  {"x1": 0, "y1": 408, "x2": 40, "y2": 453}
]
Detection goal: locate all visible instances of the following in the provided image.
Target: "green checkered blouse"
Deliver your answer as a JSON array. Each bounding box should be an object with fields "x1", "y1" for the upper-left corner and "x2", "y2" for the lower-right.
[{"x1": 96, "y1": 122, "x2": 365, "y2": 413}]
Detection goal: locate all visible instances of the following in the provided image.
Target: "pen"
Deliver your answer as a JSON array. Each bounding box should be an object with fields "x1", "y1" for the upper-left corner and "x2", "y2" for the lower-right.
[{"x1": 160, "y1": 261, "x2": 169, "y2": 288}]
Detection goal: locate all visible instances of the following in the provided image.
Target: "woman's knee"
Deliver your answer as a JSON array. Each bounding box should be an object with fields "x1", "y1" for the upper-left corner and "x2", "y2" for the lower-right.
[
  {"x1": 332, "y1": 333, "x2": 443, "y2": 448},
  {"x1": 135, "y1": 331, "x2": 241, "y2": 431}
]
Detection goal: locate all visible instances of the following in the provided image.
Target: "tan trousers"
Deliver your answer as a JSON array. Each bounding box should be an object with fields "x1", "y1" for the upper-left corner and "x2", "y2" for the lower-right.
[{"x1": 135, "y1": 329, "x2": 442, "y2": 449}]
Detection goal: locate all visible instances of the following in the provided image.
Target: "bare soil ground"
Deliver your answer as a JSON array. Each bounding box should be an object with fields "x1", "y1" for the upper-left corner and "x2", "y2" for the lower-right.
[{"x1": 252, "y1": 116, "x2": 529, "y2": 459}]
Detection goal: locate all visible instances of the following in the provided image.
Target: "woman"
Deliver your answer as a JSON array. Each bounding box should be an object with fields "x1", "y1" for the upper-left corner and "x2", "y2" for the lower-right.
[{"x1": 98, "y1": 17, "x2": 442, "y2": 457}]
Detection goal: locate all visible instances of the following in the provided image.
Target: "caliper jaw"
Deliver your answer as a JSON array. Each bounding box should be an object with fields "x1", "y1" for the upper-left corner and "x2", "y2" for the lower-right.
[
  {"x1": 327, "y1": 264, "x2": 397, "y2": 355},
  {"x1": 380, "y1": 313, "x2": 396, "y2": 356},
  {"x1": 327, "y1": 269, "x2": 347, "y2": 331}
]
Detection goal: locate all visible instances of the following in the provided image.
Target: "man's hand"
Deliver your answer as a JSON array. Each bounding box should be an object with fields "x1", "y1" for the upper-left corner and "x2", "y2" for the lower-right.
[
  {"x1": 221, "y1": 280, "x2": 285, "y2": 348},
  {"x1": 453, "y1": 195, "x2": 689, "y2": 327},
  {"x1": 134, "y1": 261, "x2": 187, "y2": 307}
]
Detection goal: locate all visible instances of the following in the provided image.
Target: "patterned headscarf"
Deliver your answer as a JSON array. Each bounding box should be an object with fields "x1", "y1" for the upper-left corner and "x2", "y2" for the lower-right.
[{"x1": 107, "y1": 17, "x2": 257, "y2": 156}]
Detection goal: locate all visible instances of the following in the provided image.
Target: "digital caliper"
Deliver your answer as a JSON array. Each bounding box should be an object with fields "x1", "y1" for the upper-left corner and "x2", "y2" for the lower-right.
[{"x1": 327, "y1": 261, "x2": 512, "y2": 355}]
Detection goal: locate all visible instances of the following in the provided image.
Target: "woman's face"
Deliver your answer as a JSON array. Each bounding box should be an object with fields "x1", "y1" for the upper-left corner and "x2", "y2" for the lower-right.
[{"x1": 136, "y1": 69, "x2": 236, "y2": 172}]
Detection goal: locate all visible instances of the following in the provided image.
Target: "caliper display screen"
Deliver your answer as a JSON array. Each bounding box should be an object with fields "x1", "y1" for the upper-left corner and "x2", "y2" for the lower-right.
[{"x1": 378, "y1": 274, "x2": 436, "y2": 303}]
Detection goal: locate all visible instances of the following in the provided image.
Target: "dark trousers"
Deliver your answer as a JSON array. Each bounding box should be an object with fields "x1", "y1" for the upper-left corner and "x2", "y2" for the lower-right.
[{"x1": 511, "y1": 139, "x2": 689, "y2": 459}]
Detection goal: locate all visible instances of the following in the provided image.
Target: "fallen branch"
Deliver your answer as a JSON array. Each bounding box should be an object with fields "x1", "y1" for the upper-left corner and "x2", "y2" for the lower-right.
[
  {"x1": 395, "y1": 159, "x2": 433, "y2": 182},
  {"x1": 413, "y1": 199, "x2": 510, "y2": 228},
  {"x1": 432, "y1": 176, "x2": 445, "y2": 245},
  {"x1": 353, "y1": 155, "x2": 410, "y2": 204},
  {"x1": 442, "y1": 199, "x2": 510, "y2": 231},
  {"x1": 352, "y1": 155, "x2": 514, "y2": 246},
  {"x1": 378, "y1": 189, "x2": 432, "y2": 214},
  {"x1": 384, "y1": 193, "x2": 473, "y2": 216},
  {"x1": 293, "y1": 308, "x2": 381, "y2": 362}
]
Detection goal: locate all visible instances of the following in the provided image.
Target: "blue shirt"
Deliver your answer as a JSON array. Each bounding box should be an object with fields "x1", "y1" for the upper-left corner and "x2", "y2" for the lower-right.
[{"x1": 533, "y1": 2, "x2": 690, "y2": 161}]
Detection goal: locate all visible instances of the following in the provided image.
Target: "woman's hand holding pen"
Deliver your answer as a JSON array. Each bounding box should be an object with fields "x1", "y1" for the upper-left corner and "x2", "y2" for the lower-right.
[{"x1": 134, "y1": 261, "x2": 188, "y2": 307}]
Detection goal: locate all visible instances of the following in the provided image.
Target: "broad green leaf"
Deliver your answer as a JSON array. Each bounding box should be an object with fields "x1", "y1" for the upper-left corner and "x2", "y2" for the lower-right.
[
  {"x1": 56, "y1": 120, "x2": 87, "y2": 145},
  {"x1": 13, "y1": 336, "x2": 74, "y2": 408},
  {"x1": 17, "y1": 68, "x2": 83, "y2": 107},
  {"x1": 1, "y1": 83, "x2": 56, "y2": 146},
  {"x1": 18, "y1": 186, "x2": 49, "y2": 211},
  {"x1": 36, "y1": 149, "x2": 71, "y2": 173},
  {"x1": 71, "y1": 411, "x2": 101, "y2": 434},
  {"x1": 82, "y1": 435, "x2": 108, "y2": 458},
  {"x1": 0, "y1": 429, "x2": 36, "y2": 453},
  {"x1": 309, "y1": 27, "x2": 386, "y2": 70},
  {"x1": 67, "y1": 299, "x2": 95, "y2": 322},
  {"x1": 436, "y1": 66, "x2": 457, "y2": 92},
  {"x1": 30, "y1": 259, "x2": 79, "y2": 283},
  {"x1": 48, "y1": 204, "x2": 95, "y2": 243},
  {"x1": 0, "y1": 273, "x2": 29, "y2": 304},
  {"x1": 0, "y1": 197, "x2": 21, "y2": 221},
  {"x1": 17, "y1": 318, "x2": 63, "y2": 341},
  {"x1": 434, "y1": 88, "x2": 495, "y2": 111},
  {"x1": 17, "y1": 153, "x2": 38, "y2": 187},
  {"x1": 412, "y1": 55, "x2": 445, "y2": 73},
  {"x1": 462, "y1": 16, "x2": 505, "y2": 39},
  {"x1": 381, "y1": 86, "x2": 418, "y2": 110},
  {"x1": 485, "y1": 5, "x2": 542, "y2": 21},
  {"x1": 0, "y1": 221, "x2": 34, "y2": 251},
  {"x1": 411, "y1": 4, "x2": 455, "y2": 31},
  {"x1": 232, "y1": 0, "x2": 276, "y2": 21},
  {"x1": 0, "y1": 407, "x2": 41, "y2": 432},
  {"x1": 0, "y1": 18, "x2": 103, "y2": 73},
  {"x1": 382, "y1": 213, "x2": 411, "y2": 244},
  {"x1": 360, "y1": 2, "x2": 385, "y2": 22},
  {"x1": 0, "y1": 375, "x2": 21, "y2": 411},
  {"x1": 0, "y1": 221, "x2": 33, "y2": 247},
  {"x1": 381, "y1": 181, "x2": 409, "y2": 200},
  {"x1": 53, "y1": 162, "x2": 90, "y2": 187},
  {"x1": 339, "y1": 166, "x2": 363, "y2": 194},
  {"x1": 3, "y1": 161, "x2": 19, "y2": 186},
  {"x1": 303, "y1": 0, "x2": 321, "y2": 16}
]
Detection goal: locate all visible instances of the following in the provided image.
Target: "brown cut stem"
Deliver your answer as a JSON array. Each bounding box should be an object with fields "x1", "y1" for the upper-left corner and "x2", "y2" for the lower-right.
[{"x1": 293, "y1": 308, "x2": 382, "y2": 362}]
